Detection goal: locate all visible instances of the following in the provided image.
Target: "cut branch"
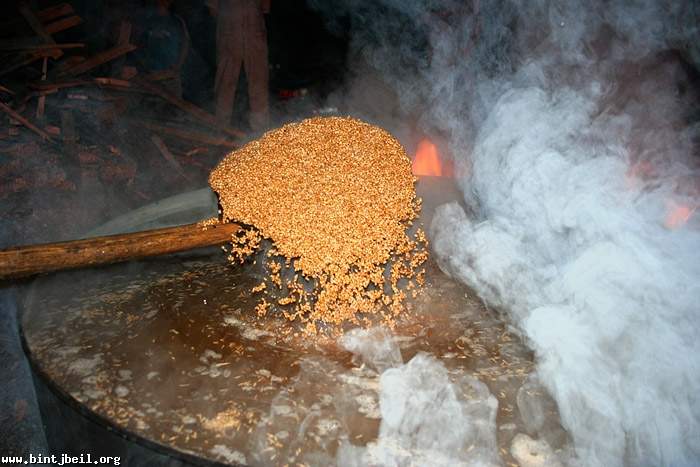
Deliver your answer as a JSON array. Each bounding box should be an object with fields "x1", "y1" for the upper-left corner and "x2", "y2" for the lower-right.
[
  {"x1": 58, "y1": 43, "x2": 137, "y2": 77},
  {"x1": 0, "y1": 101, "x2": 55, "y2": 142},
  {"x1": 134, "y1": 78, "x2": 245, "y2": 140},
  {"x1": 140, "y1": 120, "x2": 238, "y2": 148}
]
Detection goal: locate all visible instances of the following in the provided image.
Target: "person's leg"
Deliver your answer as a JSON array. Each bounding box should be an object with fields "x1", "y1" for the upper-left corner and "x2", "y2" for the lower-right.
[
  {"x1": 244, "y1": 35, "x2": 269, "y2": 132},
  {"x1": 215, "y1": 49, "x2": 242, "y2": 125}
]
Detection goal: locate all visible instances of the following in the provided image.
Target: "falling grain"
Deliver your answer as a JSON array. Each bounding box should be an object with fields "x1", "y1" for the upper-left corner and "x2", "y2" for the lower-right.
[{"x1": 210, "y1": 116, "x2": 427, "y2": 328}]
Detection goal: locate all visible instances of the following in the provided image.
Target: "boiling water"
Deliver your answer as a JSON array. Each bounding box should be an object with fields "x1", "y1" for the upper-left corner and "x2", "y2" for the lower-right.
[{"x1": 23, "y1": 253, "x2": 566, "y2": 466}]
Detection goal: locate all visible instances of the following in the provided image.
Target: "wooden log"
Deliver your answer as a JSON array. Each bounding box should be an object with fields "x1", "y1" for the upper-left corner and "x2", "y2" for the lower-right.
[
  {"x1": 36, "y1": 57, "x2": 48, "y2": 120},
  {"x1": 44, "y1": 15, "x2": 83, "y2": 35},
  {"x1": 150, "y1": 134, "x2": 190, "y2": 181},
  {"x1": 29, "y1": 77, "x2": 134, "y2": 92},
  {"x1": 0, "y1": 37, "x2": 44, "y2": 50},
  {"x1": 94, "y1": 77, "x2": 132, "y2": 88},
  {"x1": 0, "y1": 3, "x2": 73, "y2": 32},
  {"x1": 0, "y1": 222, "x2": 240, "y2": 280},
  {"x1": 117, "y1": 21, "x2": 132, "y2": 46},
  {"x1": 109, "y1": 21, "x2": 133, "y2": 77},
  {"x1": 28, "y1": 79, "x2": 88, "y2": 91},
  {"x1": 139, "y1": 120, "x2": 238, "y2": 148},
  {"x1": 0, "y1": 101, "x2": 55, "y2": 142},
  {"x1": 0, "y1": 53, "x2": 41, "y2": 77},
  {"x1": 0, "y1": 43, "x2": 84, "y2": 52},
  {"x1": 51, "y1": 55, "x2": 85, "y2": 76},
  {"x1": 18, "y1": 1, "x2": 62, "y2": 60},
  {"x1": 134, "y1": 78, "x2": 245, "y2": 140},
  {"x1": 37, "y1": 3, "x2": 75, "y2": 23},
  {"x1": 58, "y1": 43, "x2": 137, "y2": 77}
]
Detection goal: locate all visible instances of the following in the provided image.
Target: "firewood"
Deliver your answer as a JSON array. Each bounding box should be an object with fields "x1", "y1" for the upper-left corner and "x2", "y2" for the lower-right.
[
  {"x1": 18, "y1": 1, "x2": 62, "y2": 59},
  {"x1": 0, "y1": 3, "x2": 74, "y2": 32},
  {"x1": 134, "y1": 78, "x2": 245, "y2": 140},
  {"x1": 37, "y1": 3, "x2": 75, "y2": 23},
  {"x1": 150, "y1": 134, "x2": 190, "y2": 181},
  {"x1": 0, "y1": 43, "x2": 84, "y2": 52},
  {"x1": 57, "y1": 43, "x2": 137, "y2": 78},
  {"x1": 0, "y1": 101, "x2": 55, "y2": 142},
  {"x1": 139, "y1": 120, "x2": 238, "y2": 148},
  {"x1": 44, "y1": 15, "x2": 83, "y2": 35},
  {"x1": 117, "y1": 21, "x2": 132, "y2": 46},
  {"x1": 36, "y1": 57, "x2": 48, "y2": 120}
]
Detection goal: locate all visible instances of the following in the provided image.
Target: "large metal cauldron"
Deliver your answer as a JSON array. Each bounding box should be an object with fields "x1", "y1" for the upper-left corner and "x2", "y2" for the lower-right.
[{"x1": 19, "y1": 180, "x2": 548, "y2": 466}]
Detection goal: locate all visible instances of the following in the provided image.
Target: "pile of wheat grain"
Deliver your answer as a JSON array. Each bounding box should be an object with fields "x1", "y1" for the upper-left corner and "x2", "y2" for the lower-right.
[{"x1": 209, "y1": 116, "x2": 427, "y2": 331}]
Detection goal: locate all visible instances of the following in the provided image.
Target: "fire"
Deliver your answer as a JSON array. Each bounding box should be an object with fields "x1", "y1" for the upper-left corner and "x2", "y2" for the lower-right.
[
  {"x1": 626, "y1": 161, "x2": 697, "y2": 230},
  {"x1": 624, "y1": 161, "x2": 655, "y2": 189},
  {"x1": 665, "y1": 202, "x2": 696, "y2": 230},
  {"x1": 412, "y1": 138, "x2": 443, "y2": 176}
]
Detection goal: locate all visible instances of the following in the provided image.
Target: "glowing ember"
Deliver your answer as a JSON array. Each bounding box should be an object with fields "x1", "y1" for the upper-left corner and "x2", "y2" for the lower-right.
[
  {"x1": 412, "y1": 138, "x2": 443, "y2": 176},
  {"x1": 665, "y1": 201, "x2": 695, "y2": 229}
]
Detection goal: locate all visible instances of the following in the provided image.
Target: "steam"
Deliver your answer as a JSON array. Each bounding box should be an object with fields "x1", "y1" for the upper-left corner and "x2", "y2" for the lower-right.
[
  {"x1": 338, "y1": 329, "x2": 501, "y2": 467},
  {"x1": 312, "y1": 0, "x2": 700, "y2": 465},
  {"x1": 249, "y1": 328, "x2": 501, "y2": 466},
  {"x1": 432, "y1": 84, "x2": 700, "y2": 465}
]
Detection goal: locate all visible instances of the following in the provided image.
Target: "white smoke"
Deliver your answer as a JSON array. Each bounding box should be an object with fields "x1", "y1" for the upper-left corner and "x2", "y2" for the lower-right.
[{"x1": 311, "y1": 0, "x2": 700, "y2": 465}]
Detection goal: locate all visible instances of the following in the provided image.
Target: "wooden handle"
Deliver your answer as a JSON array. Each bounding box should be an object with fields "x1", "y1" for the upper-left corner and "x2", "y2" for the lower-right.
[{"x1": 0, "y1": 222, "x2": 240, "y2": 280}]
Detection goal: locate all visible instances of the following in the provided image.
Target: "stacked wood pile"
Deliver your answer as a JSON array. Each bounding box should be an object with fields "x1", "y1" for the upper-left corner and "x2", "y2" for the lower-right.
[{"x1": 0, "y1": 1, "x2": 244, "y2": 242}]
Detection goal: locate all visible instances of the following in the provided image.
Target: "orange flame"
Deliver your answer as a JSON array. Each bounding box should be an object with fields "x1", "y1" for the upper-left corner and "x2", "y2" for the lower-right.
[
  {"x1": 665, "y1": 202, "x2": 695, "y2": 230},
  {"x1": 412, "y1": 139, "x2": 443, "y2": 176}
]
